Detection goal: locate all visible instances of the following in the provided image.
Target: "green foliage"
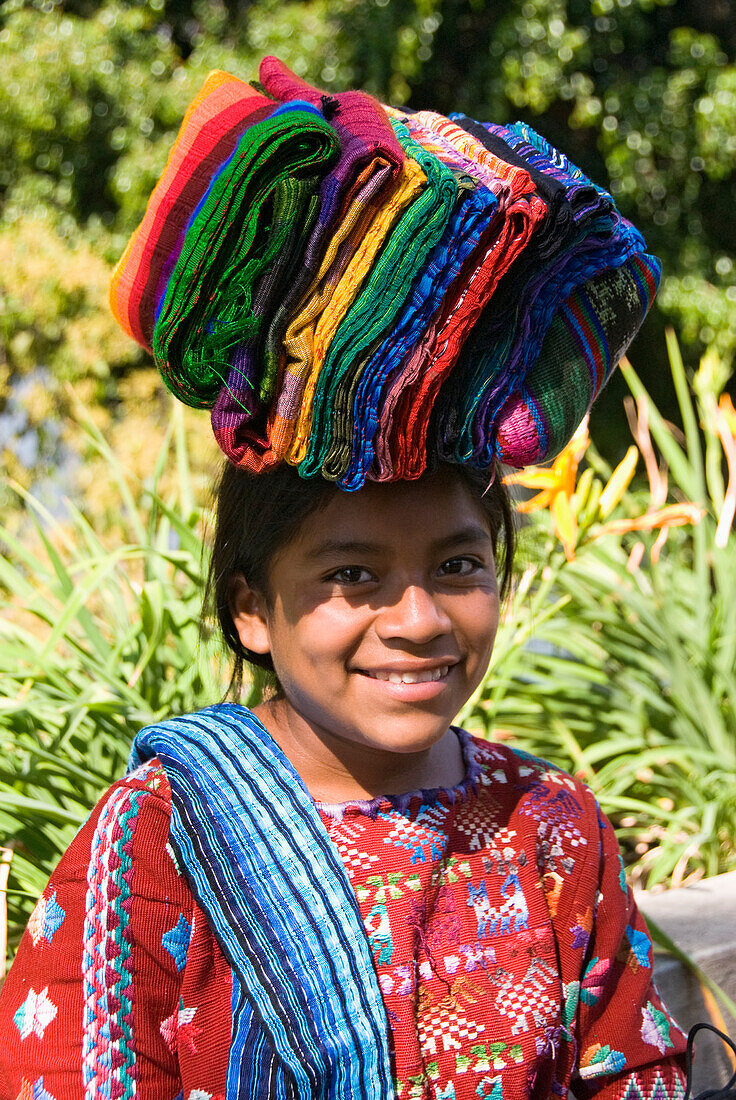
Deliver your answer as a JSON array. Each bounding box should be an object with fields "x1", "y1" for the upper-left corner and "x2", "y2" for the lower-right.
[
  {"x1": 0, "y1": 0, "x2": 733, "y2": 379},
  {"x1": 461, "y1": 334, "x2": 736, "y2": 888},
  {"x1": 0, "y1": 400, "x2": 233, "y2": 948}
]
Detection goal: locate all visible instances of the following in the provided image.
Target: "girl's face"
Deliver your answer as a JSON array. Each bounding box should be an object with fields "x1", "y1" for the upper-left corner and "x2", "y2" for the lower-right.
[{"x1": 231, "y1": 469, "x2": 500, "y2": 787}]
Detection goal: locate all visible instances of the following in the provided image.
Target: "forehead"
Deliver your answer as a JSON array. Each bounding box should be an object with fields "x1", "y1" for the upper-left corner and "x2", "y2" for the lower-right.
[{"x1": 293, "y1": 470, "x2": 492, "y2": 553}]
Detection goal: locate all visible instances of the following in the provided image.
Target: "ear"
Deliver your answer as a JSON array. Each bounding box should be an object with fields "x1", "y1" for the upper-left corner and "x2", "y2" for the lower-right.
[{"x1": 228, "y1": 572, "x2": 272, "y2": 656}]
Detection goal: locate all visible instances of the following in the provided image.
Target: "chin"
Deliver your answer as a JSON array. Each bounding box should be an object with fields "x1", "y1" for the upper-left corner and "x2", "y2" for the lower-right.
[{"x1": 350, "y1": 718, "x2": 452, "y2": 756}]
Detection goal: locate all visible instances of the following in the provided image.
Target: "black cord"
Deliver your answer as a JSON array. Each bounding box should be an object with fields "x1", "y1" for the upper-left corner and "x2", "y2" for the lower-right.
[
  {"x1": 684, "y1": 1023, "x2": 736, "y2": 1100},
  {"x1": 320, "y1": 95, "x2": 340, "y2": 119}
]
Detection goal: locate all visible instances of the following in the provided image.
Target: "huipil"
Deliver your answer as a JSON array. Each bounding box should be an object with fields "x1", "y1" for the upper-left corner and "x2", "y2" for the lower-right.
[{"x1": 0, "y1": 725, "x2": 686, "y2": 1099}]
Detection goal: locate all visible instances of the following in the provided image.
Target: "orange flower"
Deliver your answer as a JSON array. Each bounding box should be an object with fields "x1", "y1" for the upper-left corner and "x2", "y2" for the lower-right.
[
  {"x1": 718, "y1": 392, "x2": 736, "y2": 434},
  {"x1": 595, "y1": 502, "x2": 705, "y2": 538},
  {"x1": 504, "y1": 420, "x2": 590, "y2": 560},
  {"x1": 596, "y1": 502, "x2": 705, "y2": 563}
]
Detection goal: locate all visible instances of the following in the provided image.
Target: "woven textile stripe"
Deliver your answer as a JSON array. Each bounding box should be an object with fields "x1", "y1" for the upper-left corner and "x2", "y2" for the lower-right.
[
  {"x1": 109, "y1": 72, "x2": 276, "y2": 350},
  {"x1": 377, "y1": 111, "x2": 547, "y2": 479},
  {"x1": 151, "y1": 107, "x2": 339, "y2": 409},
  {"x1": 457, "y1": 125, "x2": 643, "y2": 466},
  {"x1": 494, "y1": 253, "x2": 661, "y2": 465},
  {"x1": 218, "y1": 160, "x2": 393, "y2": 473},
  {"x1": 299, "y1": 117, "x2": 459, "y2": 478},
  {"x1": 206, "y1": 174, "x2": 321, "y2": 442},
  {"x1": 128, "y1": 705, "x2": 395, "y2": 1100},
  {"x1": 259, "y1": 56, "x2": 404, "y2": 266},
  {"x1": 333, "y1": 145, "x2": 499, "y2": 487},
  {"x1": 251, "y1": 59, "x2": 405, "y2": 440},
  {"x1": 287, "y1": 159, "x2": 426, "y2": 465},
  {"x1": 82, "y1": 784, "x2": 145, "y2": 1099}
]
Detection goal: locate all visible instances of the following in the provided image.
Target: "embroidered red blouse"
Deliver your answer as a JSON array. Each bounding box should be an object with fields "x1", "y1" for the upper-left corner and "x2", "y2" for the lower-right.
[{"x1": 0, "y1": 732, "x2": 686, "y2": 1099}]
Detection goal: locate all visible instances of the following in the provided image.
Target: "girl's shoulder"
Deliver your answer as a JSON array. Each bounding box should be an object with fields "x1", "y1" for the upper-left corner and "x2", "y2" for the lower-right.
[
  {"x1": 463, "y1": 730, "x2": 605, "y2": 833},
  {"x1": 46, "y1": 755, "x2": 186, "y2": 900}
]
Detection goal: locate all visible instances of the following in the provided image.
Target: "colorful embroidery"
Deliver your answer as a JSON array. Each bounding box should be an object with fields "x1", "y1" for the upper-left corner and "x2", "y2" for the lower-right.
[
  {"x1": 466, "y1": 871, "x2": 528, "y2": 938},
  {"x1": 365, "y1": 904, "x2": 394, "y2": 965},
  {"x1": 313, "y1": 736, "x2": 686, "y2": 1095},
  {"x1": 494, "y1": 957, "x2": 558, "y2": 1037},
  {"x1": 28, "y1": 891, "x2": 65, "y2": 948},
  {"x1": 580, "y1": 955, "x2": 611, "y2": 1005},
  {"x1": 641, "y1": 1001, "x2": 674, "y2": 1055},
  {"x1": 579, "y1": 1043, "x2": 627, "y2": 1077},
  {"x1": 380, "y1": 803, "x2": 449, "y2": 863},
  {"x1": 160, "y1": 996, "x2": 202, "y2": 1056},
  {"x1": 625, "y1": 925, "x2": 652, "y2": 968},
  {"x1": 325, "y1": 816, "x2": 381, "y2": 876},
  {"x1": 620, "y1": 1071, "x2": 687, "y2": 1100},
  {"x1": 13, "y1": 987, "x2": 57, "y2": 1041},
  {"x1": 82, "y1": 783, "x2": 146, "y2": 1097},
  {"x1": 570, "y1": 907, "x2": 593, "y2": 951},
  {"x1": 15, "y1": 1078, "x2": 57, "y2": 1100},
  {"x1": 162, "y1": 913, "x2": 192, "y2": 971}
]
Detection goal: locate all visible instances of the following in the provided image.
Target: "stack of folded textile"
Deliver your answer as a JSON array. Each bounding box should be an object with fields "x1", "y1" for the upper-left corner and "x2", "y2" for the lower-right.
[{"x1": 110, "y1": 57, "x2": 661, "y2": 485}]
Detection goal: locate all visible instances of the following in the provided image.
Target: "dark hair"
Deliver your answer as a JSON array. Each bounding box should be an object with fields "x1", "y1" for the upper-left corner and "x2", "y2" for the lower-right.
[{"x1": 204, "y1": 461, "x2": 516, "y2": 697}]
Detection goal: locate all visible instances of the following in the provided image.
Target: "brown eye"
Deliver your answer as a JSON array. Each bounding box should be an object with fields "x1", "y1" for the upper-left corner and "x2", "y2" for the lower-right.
[
  {"x1": 328, "y1": 566, "x2": 374, "y2": 585},
  {"x1": 439, "y1": 557, "x2": 478, "y2": 576}
]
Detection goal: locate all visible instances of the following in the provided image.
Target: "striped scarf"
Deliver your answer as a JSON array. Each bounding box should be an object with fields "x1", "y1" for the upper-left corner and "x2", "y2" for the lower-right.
[{"x1": 129, "y1": 704, "x2": 395, "y2": 1100}]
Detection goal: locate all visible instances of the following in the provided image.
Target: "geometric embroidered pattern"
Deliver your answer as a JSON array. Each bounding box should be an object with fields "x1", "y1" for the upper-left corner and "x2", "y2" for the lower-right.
[
  {"x1": 12, "y1": 987, "x2": 57, "y2": 1042},
  {"x1": 160, "y1": 996, "x2": 202, "y2": 1056},
  {"x1": 618, "y1": 1071, "x2": 687, "y2": 1100},
  {"x1": 81, "y1": 783, "x2": 146, "y2": 1099},
  {"x1": 641, "y1": 1001, "x2": 674, "y2": 1055},
  {"x1": 161, "y1": 912, "x2": 192, "y2": 972},
  {"x1": 417, "y1": 997, "x2": 487, "y2": 1055},
  {"x1": 494, "y1": 958, "x2": 558, "y2": 1037},
  {"x1": 325, "y1": 819, "x2": 382, "y2": 876},
  {"x1": 579, "y1": 1041, "x2": 627, "y2": 1078},
  {"x1": 14, "y1": 1078, "x2": 58, "y2": 1100},
  {"x1": 454, "y1": 800, "x2": 503, "y2": 851},
  {"x1": 27, "y1": 891, "x2": 65, "y2": 949},
  {"x1": 379, "y1": 803, "x2": 449, "y2": 864}
]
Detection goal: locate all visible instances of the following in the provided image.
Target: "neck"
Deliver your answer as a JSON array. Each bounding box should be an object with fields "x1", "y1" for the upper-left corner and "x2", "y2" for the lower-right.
[{"x1": 251, "y1": 699, "x2": 466, "y2": 803}]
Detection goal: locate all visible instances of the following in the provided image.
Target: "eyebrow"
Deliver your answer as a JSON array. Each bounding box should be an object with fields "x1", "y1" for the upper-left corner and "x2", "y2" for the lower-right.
[
  {"x1": 431, "y1": 523, "x2": 493, "y2": 553},
  {"x1": 306, "y1": 524, "x2": 492, "y2": 560}
]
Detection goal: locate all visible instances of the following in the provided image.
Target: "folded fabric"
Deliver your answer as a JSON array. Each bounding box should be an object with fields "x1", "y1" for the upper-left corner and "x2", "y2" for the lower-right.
[
  {"x1": 217, "y1": 56, "x2": 407, "y2": 473},
  {"x1": 152, "y1": 102, "x2": 340, "y2": 409},
  {"x1": 221, "y1": 161, "x2": 393, "y2": 472},
  {"x1": 299, "y1": 118, "x2": 459, "y2": 479},
  {"x1": 287, "y1": 157, "x2": 427, "y2": 466},
  {"x1": 110, "y1": 72, "x2": 279, "y2": 351},
  {"x1": 256, "y1": 58, "x2": 405, "y2": 397},
  {"x1": 111, "y1": 60, "x2": 662, "y2": 483},
  {"x1": 437, "y1": 123, "x2": 653, "y2": 468},
  {"x1": 494, "y1": 252, "x2": 661, "y2": 465},
  {"x1": 373, "y1": 110, "x2": 547, "y2": 481},
  {"x1": 209, "y1": 174, "x2": 321, "y2": 460},
  {"x1": 331, "y1": 140, "x2": 499, "y2": 488}
]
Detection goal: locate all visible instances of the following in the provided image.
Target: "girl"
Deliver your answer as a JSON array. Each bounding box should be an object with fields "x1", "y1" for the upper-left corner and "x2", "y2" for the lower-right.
[{"x1": 0, "y1": 59, "x2": 687, "y2": 1100}]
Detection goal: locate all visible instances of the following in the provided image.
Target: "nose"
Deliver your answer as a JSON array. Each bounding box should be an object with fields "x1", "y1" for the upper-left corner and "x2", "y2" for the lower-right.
[{"x1": 374, "y1": 583, "x2": 453, "y2": 645}]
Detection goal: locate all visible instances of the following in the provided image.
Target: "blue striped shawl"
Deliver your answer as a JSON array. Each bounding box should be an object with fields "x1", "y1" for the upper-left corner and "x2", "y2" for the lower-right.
[{"x1": 128, "y1": 704, "x2": 395, "y2": 1099}]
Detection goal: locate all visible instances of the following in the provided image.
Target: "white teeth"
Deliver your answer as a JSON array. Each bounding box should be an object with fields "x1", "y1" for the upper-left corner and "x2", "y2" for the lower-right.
[{"x1": 369, "y1": 666, "x2": 450, "y2": 684}]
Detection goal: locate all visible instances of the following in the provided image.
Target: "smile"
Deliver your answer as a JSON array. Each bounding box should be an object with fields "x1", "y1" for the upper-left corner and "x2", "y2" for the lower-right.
[{"x1": 363, "y1": 666, "x2": 450, "y2": 684}]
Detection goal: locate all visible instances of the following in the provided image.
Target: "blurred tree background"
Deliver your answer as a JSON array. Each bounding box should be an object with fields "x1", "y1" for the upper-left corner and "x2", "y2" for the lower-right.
[{"x1": 0, "y1": 0, "x2": 734, "y2": 518}]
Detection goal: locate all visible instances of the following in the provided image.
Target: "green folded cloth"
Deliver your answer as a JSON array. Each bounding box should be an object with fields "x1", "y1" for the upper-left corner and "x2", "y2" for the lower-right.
[{"x1": 153, "y1": 107, "x2": 339, "y2": 409}]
